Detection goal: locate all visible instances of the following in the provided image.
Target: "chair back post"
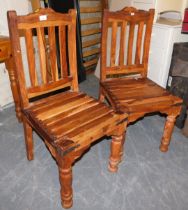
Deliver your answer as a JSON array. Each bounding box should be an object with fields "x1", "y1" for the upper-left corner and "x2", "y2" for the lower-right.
[
  {"x1": 7, "y1": 10, "x2": 29, "y2": 108},
  {"x1": 7, "y1": 8, "x2": 79, "y2": 109},
  {"x1": 142, "y1": 8, "x2": 154, "y2": 77},
  {"x1": 100, "y1": 9, "x2": 109, "y2": 82},
  {"x1": 67, "y1": 9, "x2": 79, "y2": 92}
]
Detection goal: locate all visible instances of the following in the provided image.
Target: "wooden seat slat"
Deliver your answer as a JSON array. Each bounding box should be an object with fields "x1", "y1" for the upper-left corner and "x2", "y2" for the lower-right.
[
  {"x1": 105, "y1": 82, "x2": 160, "y2": 91},
  {"x1": 43, "y1": 100, "x2": 99, "y2": 125},
  {"x1": 36, "y1": 96, "x2": 94, "y2": 120},
  {"x1": 119, "y1": 95, "x2": 174, "y2": 105},
  {"x1": 55, "y1": 113, "x2": 117, "y2": 140},
  {"x1": 47, "y1": 103, "x2": 107, "y2": 129},
  {"x1": 32, "y1": 93, "x2": 87, "y2": 113},
  {"x1": 109, "y1": 86, "x2": 169, "y2": 98},
  {"x1": 56, "y1": 114, "x2": 124, "y2": 150},
  {"x1": 50, "y1": 105, "x2": 112, "y2": 134},
  {"x1": 110, "y1": 91, "x2": 170, "y2": 101}
]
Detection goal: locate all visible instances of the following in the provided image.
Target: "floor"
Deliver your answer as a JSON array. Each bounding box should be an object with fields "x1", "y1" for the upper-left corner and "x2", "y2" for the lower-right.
[{"x1": 0, "y1": 75, "x2": 188, "y2": 210}]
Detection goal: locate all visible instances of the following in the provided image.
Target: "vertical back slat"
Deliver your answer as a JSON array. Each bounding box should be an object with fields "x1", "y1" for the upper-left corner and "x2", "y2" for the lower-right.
[
  {"x1": 135, "y1": 21, "x2": 144, "y2": 64},
  {"x1": 48, "y1": 26, "x2": 58, "y2": 81},
  {"x1": 110, "y1": 21, "x2": 117, "y2": 67},
  {"x1": 119, "y1": 21, "x2": 126, "y2": 66},
  {"x1": 25, "y1": 29, "x2": 38, "y2": 86},
  {"x1": 37, "y1": 27, "x2": 47, "y2": 84},
  {"x1": 59, "y1": 25, "x2": 68, "y2": 78},
  {"x1": 127, "y1": 22, "x2": 135, "y2": 65}
]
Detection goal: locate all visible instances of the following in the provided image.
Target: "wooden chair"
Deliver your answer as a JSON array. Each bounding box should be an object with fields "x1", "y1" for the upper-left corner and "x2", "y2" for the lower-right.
[
  {"x1": 99, "y1": 7, "x2": 182, "y2": 156},
  {"x1": 7, "y1": 8, "x2": 127, "y2": 208}
]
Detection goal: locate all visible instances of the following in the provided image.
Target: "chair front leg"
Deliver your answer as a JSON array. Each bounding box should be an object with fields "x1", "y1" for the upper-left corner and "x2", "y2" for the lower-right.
[
  {"x1": 160, "y1": 115, "x2": 177, "y2": 152},
  {"x1": 119, "y1": 131, "x2": 126, "y2": 162},
  {"x1": 23, "y1": 119, "x2": 34, "y2": 160},
  {"x1": 99, "y1": 86, "x2": 105, "y2": 102},
  {"x1": 57, "y1": 155, "x2": 74, "y2": 209},
  {"x1": 108, "y1": 123, "x2": 126, "y2": 172}
]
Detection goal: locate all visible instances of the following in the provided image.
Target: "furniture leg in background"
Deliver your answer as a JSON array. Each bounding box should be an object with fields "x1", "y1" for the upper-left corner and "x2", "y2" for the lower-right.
[
  {"x1": 0, "y1": 36, "x2": 22, "y2": 122},
  {"x1": 182, "y1": 109, "x2": 188, "y2": 137}
]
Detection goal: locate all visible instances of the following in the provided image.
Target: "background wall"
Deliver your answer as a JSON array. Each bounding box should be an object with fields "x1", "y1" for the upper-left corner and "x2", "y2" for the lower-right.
[
  {"x1": 0, "y1": 0, "x2": 30, "y2": 108},
  {"x1": 110, "y1": 0, "x2": 188, "y2": 16},
  {"x1": 110, "y1": 0, "x2": 131, "y2": 11}
]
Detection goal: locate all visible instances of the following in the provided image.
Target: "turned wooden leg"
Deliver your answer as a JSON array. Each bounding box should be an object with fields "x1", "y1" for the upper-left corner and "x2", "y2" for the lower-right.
[
  {"x1": 57, "y1": 157, "x2": 73, "y2": 209},
  {"x1": 99, "y1": 94, "x2": 105, "y2": 102},
  {"x1": 99, "y1": 87, "x2": 105, "y2": 102},
  {"x1": 182, "y1": 109, "x2": 188, "y2": 137},
  {"x1": 160, "y1": 115, "x2": 176, "y2": 152},
  {"x1": 5, "y1": 57, "x2": 22, "y2": 122},
  {"x1": 23, "y1": 121, "x2": 34, "y2": 160},
  {"x1": 119, "y1": 131, "x2": 126, "y2": 162},
  {"x1": 108, "y1": 133, "x2": 124, "y2": 173}
]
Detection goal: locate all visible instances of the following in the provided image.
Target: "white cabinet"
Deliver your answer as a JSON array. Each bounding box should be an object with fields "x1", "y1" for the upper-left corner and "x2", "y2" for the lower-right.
[
  {"x1": 148, "y1": 23, "x2": 188, "y2": 88},
  {"x1": 110, "y1": 0, "x2": 155, "y2": 12},
  {"x1": 110, "y1": 0, "x2": 188, "y2": 21}
]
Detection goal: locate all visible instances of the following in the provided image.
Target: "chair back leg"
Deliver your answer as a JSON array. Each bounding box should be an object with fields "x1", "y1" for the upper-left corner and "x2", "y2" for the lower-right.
[
  {"x1": 160, "y1": 106, "x2": 182, "y2": 152},
  {"x1": 23, "y1": 120, "x2": 34, "y2": 161}
]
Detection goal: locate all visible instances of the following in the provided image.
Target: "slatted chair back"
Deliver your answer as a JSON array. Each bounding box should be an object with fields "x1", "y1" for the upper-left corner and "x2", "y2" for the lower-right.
[
  {"x1": 7, "y1": 8, "x2": 78, "y2": 109},
  {"x1": 100, "y1": 7, "x2": 154, "y2": 81}
]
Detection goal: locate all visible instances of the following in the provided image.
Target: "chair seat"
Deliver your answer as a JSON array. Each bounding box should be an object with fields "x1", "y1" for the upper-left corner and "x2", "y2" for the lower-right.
[
  {"x1": 101, "y1": 77, "x2": 182, "y2": 119},
  {"x1": 24, "y1": 91, "x2": 127, "y2": 155}
]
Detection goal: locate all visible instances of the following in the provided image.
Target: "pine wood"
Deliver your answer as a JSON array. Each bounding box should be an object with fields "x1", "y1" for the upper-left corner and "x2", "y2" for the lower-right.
[
  {"x1": 83, "y1": 58, "x2": 98, "y2": 67},
  {"x1": 81, "y1": 17, "x2": 101, "y2": 25},
  {"x1": 82, "y1": 38, "x2": 100, "y2": 48},
  {"x1": 81, "y1": 28, "x2": 101, "y2": 36},
  {"x1": 0, "y1": 36, "x2": 22, "y2": 121},
  {"x1": 80, "y1": 0, "x2": 109, "y2": 72},
  {"x1": 99, "y1": 7, "x2": 183, "y2": 155},
  {"x1": 30, "y1": 0, "x2": 41, "y2": 12},
  {"x1": 0, "y1": 36, "x2": 11, "y2": 61},
  {"x1": 80, "y1": 5, "x2": 102, "y2": 13},
  {"x1": 7, "y1": 8, "x2": 127, "y2": 208},
  {"x1": 83, "y1": 47, "x2": 100, "y2": 58}
]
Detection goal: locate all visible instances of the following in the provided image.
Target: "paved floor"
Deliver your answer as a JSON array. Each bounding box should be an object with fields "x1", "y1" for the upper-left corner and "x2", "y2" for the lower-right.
[{"x1": 0, "y1": 75, "x2": 188, "y2": 210}]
